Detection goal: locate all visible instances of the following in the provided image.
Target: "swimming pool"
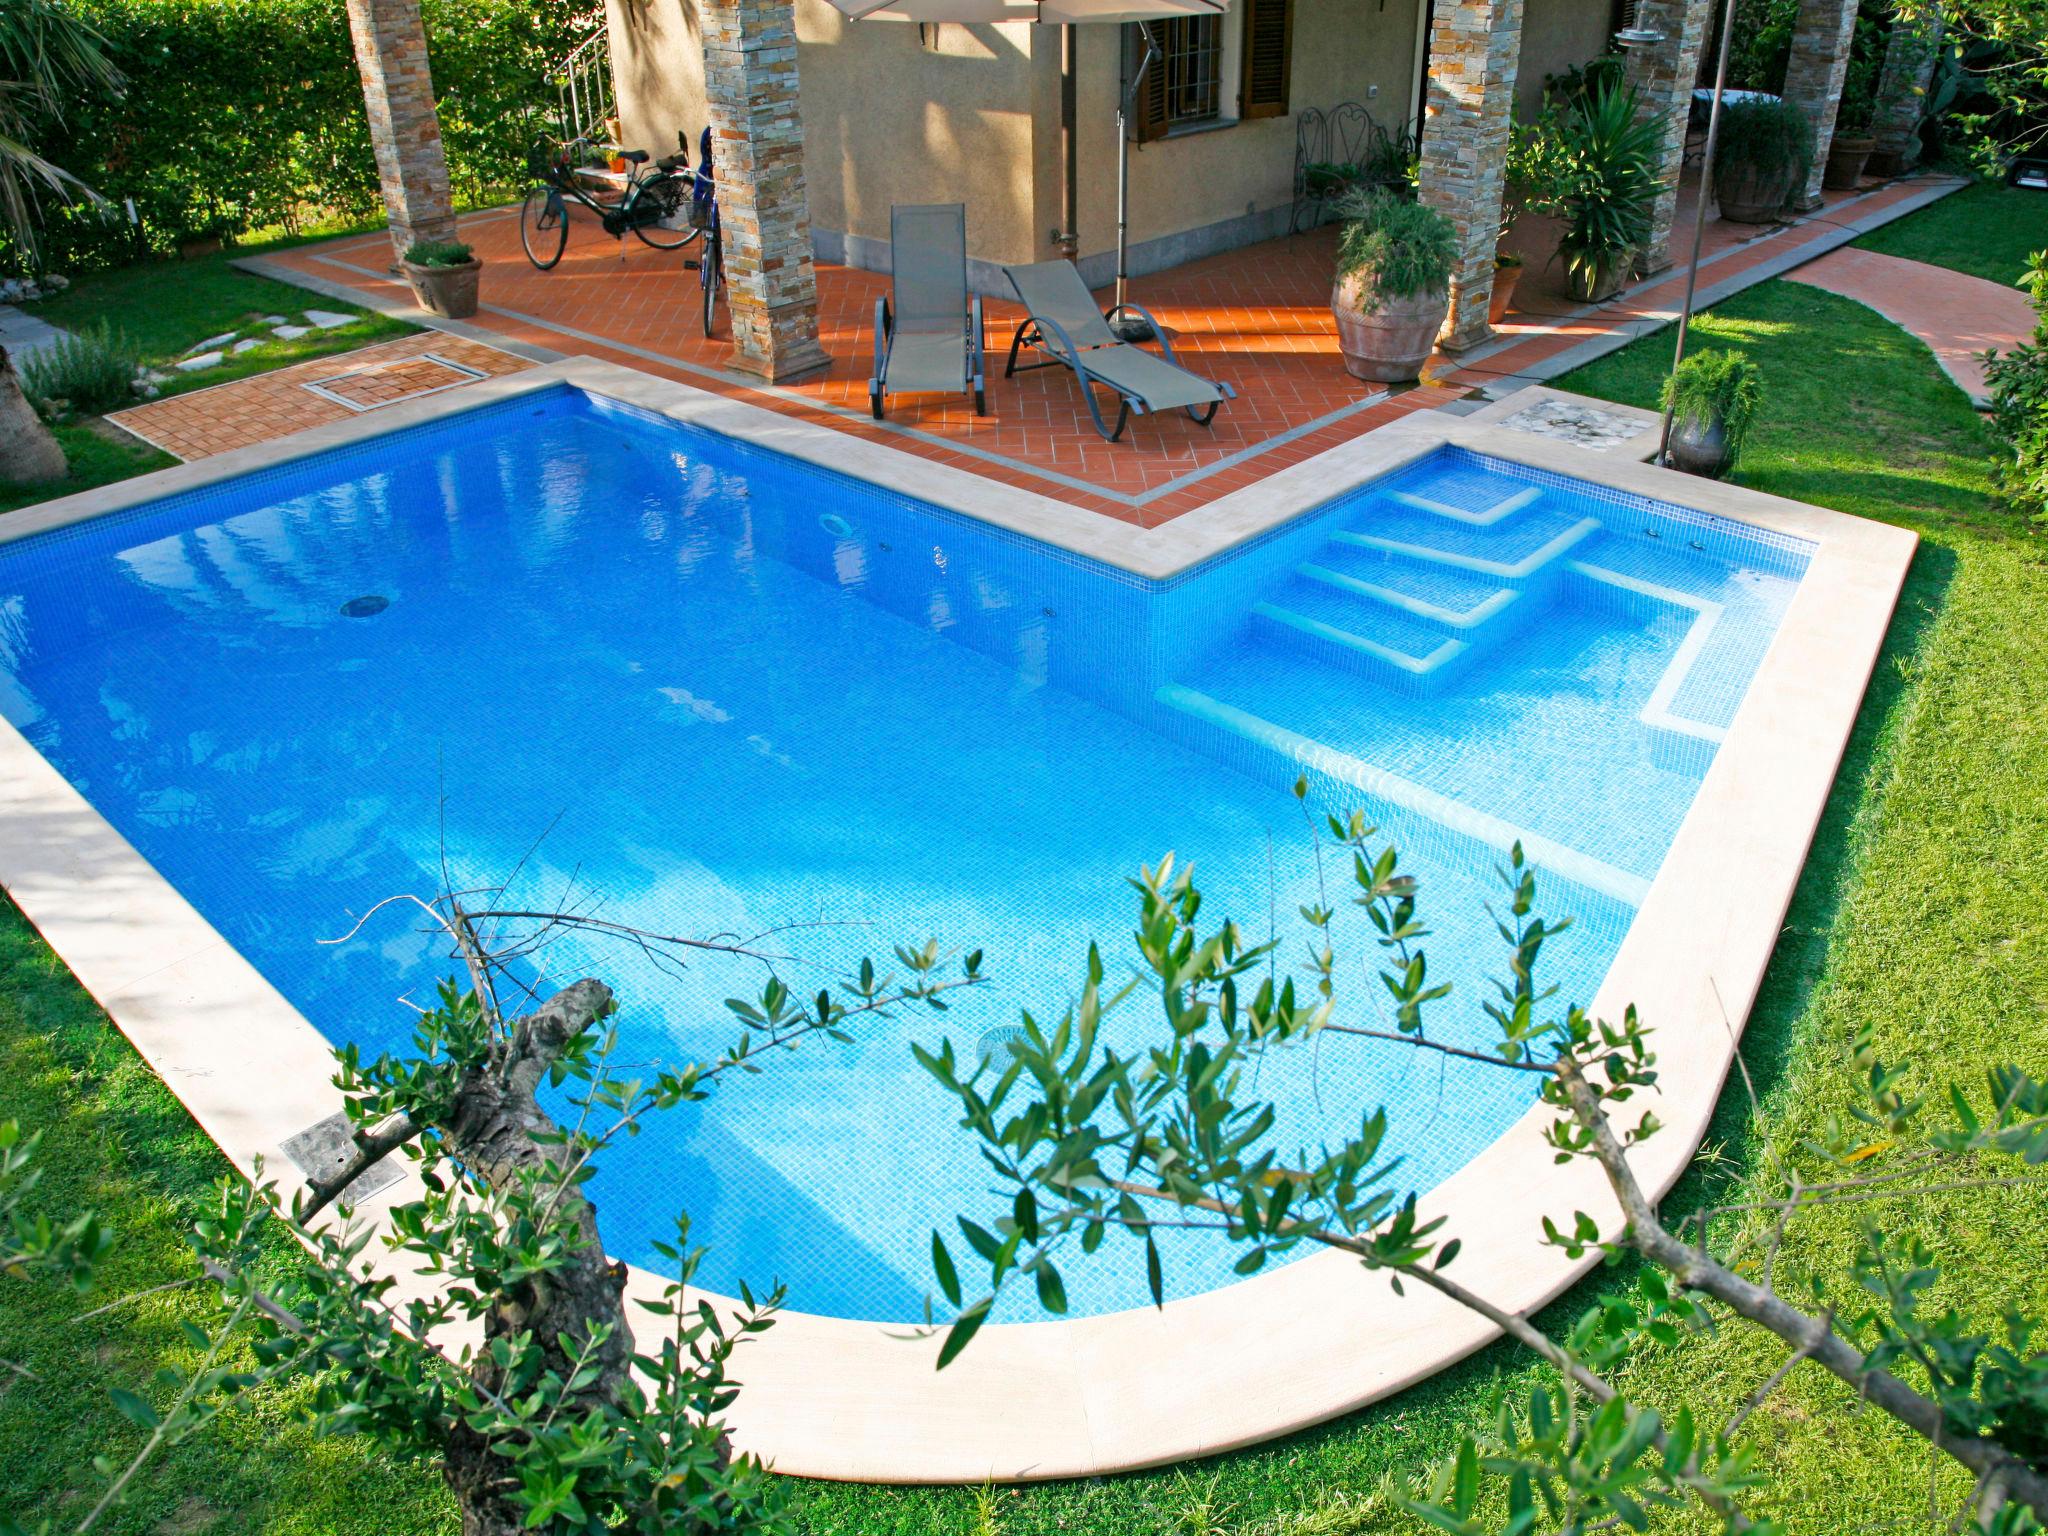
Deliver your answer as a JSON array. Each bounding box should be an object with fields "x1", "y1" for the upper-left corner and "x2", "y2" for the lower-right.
[{"x1": 0, "y1": 381, "x2": 1812, "y2": 1326}]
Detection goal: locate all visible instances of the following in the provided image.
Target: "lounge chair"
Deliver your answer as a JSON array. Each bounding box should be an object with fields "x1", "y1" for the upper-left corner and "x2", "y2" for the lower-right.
[
  {"x1": 1001, "y1": 260, "x2": 1235, "y2": 443},
  {"x1": 870, "y1": 203, "x2": 986, "y2": 420}
]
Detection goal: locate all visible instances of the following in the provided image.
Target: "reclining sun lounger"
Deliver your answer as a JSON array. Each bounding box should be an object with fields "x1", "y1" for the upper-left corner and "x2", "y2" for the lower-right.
[
  {"x1": 870, "y1": 203, "x2": 986, "y2": 420},
  {"x1": 1000, "y1": 260, "x2": 1234, "y2": 443}
]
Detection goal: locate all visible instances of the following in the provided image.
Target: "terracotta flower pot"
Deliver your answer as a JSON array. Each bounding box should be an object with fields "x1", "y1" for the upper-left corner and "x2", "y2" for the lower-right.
[
  {"x1": 1823, "y1": 133, "x2": 1877, "y2": 190},
  {"x1": 1717, "y1": 165, "x2": 1797, "y2": 224},
  {"x1": 401, "y1": 257, "x2": 482, "y2": 320},
  {"x1": 1331, "y1": 270, "x2": 1449, "y2": 384},
  {"x1": 1488, "y1": 263, "x2": 1523, "y2": 325},
  {"x1": 1667, "y1": 415, "x2": 1735, "y2": 478}
]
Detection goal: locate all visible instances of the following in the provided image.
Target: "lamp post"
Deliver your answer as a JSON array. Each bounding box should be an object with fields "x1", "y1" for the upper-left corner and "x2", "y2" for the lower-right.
[{"x1": 1655, "y1": 0, "x2": 1741, "y2": 465}]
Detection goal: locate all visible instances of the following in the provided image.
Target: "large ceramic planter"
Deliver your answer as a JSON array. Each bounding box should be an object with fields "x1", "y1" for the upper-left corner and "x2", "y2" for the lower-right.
[
  {"x1": 1488, "y1": 262, "x2": 1523, "y2": 325},
  {"x1": 401, "y1": 257, "x2": 482, "y2": 320},
  {"x1": 1717, "y1": 165, "x2": 1797, "y2": 224},
  {"x1": 1667, "y1": 415, "x2": 1735, "y2": 478},
  {"x1": 1565, "y1": 251, "x2": 1631, "y2": 304},
  {"x1": 1823, "y1": 133, "x2": 1877, "y2": 190},
  {"x1": 1331, "y1": 271, "x2": 1448, "y2": 383},
  {"x1": 1867, "y1": 144, "x2": 1914, "y2": 178}
]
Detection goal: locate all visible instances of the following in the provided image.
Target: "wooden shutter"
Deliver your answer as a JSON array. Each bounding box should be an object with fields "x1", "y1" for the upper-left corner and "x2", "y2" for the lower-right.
[
  {"x1": 1238, "y1": 0, "x2": 1294, "y2": 121},
  {"x1": 1132, "y1": 24, "x2": 1171, "y2": 142}
]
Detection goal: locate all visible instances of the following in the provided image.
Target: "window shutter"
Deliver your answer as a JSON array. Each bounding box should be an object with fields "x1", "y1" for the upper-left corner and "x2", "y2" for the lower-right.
[
  {"x1": 1238, "y1": 0, "x2": 1293, "y2": 121},
  {"x1": 1132, "y1": 24, "x2": 1171, "y2": 142}
]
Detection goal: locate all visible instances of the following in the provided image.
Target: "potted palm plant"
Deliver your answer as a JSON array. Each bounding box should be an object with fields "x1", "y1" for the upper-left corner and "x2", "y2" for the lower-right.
[
  {"x1": 1329, "y1": 189, "x2": 1458, "y2": 382},
  {"x1": 400, "y1": 239, "x2": 482, "y2": 320},
  {"x1": 1662, "y1": 349, "x2": 1762, "y2": 478},
  {"x1": 1715, "y1": 99, "x2": 1815, "y2": 223},
  {"x1": 1552, "y1": 79, "x2": 1661, "y2": 303}
]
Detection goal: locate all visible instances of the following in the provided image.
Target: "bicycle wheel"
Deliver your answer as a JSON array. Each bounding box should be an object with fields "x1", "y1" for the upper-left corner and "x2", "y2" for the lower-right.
[
  {"x1": 630, "y1": 173, "x2": 699, "y2": 252},
  {"x1": 520, "y1": 184, "x2": 568, "y2": 270},
  {"x1": 701, "y1": 237, "x2": 723, "y2": 338}
]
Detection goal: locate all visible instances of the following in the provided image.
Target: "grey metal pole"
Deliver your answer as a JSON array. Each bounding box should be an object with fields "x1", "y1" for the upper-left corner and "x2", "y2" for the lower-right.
[
  {"x1": 1110, "y1": 22, "x2": 1160, "y2": 340},
  {"x1": 1656, "y1": 0, "x2": 1741, "y2": 465}
]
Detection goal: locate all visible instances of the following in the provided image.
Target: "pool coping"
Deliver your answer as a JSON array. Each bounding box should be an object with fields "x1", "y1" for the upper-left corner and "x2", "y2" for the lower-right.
[{"x1": 0, "y1": 357, "x2": 1918, "y2": 1483}]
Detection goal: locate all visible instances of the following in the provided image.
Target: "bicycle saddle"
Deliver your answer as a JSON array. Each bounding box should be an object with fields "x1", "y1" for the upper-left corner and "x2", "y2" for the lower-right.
[{"x1": 618, "y1": 149, "x2": 650, "y2": 165}]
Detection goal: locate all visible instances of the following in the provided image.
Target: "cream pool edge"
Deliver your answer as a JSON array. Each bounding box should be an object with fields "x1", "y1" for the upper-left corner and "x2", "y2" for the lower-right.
[{"x1": 0, "y1": 358, "x2": 1918, "y2": 1483}]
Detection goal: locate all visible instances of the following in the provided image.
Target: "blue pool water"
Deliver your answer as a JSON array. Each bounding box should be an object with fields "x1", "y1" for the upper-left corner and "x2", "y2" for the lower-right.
[{"x1": 0, "y1": 388, "x2": 1811, "y2": 1321}]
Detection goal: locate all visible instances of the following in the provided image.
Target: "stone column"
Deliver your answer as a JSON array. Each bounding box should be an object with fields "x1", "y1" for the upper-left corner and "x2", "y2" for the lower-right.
[
  {"x1": 344, "y1": 0, "x2": 459, "y2": 267},
  {"x1": 702, "y1": 0, "x2": 830, "y2": 382},
  {"x1": 1623, "y1": 0, "x2": 1713, "y2": 274},
  {"x1": 1780, "y1": 0, "x2": 1861, "y2": 208},
  {"x1": 1869, "y1": 4, "x2": 1942, "y2": 175},
  {"x1": 1417, "y1": 0, "x2": 1525, "y2": 351}
]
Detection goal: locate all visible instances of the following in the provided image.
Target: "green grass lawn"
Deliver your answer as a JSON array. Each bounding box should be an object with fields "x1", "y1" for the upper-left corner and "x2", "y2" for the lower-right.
[
  {"x1": 3, "y1": 270, "x2": 2044, "y2": 1530},
  {"x1": 25, "y1": 246, "x2": 412, "y2": 402},
  {"x1": 1853, "y1": 179, "x2": 2048, "y2": 287},
  {"x1": 0, "y1": 421, "x2": 173, "y2": 518}
]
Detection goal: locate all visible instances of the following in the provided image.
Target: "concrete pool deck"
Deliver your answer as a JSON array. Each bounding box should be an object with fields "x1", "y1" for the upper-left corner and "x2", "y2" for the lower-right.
[{"x1": 0, "y1": 356, "x2": 1917, "y2": 1482}]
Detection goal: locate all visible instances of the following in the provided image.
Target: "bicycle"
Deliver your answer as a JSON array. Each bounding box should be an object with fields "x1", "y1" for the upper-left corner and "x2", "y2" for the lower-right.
[
  {"x1": 690, "y1": 126, "x2": 724, "y2": 338},
  {"x1": 519, "y1": 133, "x2": 699, "y2": 270}
]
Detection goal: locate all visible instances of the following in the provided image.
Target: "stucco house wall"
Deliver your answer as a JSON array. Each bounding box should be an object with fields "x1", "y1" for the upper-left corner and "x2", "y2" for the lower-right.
[
  {"x1": 605, "y1": 0, "x2": 1427, "y2": 285},
  {"x1": 1515, "y1": 0, "x2": 1615, "y2": 114}
]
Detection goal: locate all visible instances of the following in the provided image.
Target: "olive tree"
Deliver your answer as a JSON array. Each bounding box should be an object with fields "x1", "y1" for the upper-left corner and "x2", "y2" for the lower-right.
[{"x1": 920, "y1": 787, "x2": 2048, "y2": 1533}]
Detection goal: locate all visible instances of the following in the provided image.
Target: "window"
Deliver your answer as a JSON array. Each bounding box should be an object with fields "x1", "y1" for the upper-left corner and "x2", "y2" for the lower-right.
[{"x1": 1131, "y1": 0, "x2": 1291, "y2": 141}]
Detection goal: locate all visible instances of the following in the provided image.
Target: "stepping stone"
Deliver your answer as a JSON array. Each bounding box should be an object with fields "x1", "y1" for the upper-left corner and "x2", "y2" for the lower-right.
[
  {"x1": 175, "y1": 350, "x2": 224, "y2": 372},
  {"x1": 257, "y1": 314, "x2": 288, "y2": 326},
  {"x1": 302, "y1": 309, "x2": 360, "y2": 330},
  {"x1": 271, "y1": 323, "x2": 310, "y2": 340},
  {"x1": 231, "y1": 337, "x2": 264, "y2": 354},
  {"x1": 185, "y1": 330, "x2": 237, "y2": 355}
]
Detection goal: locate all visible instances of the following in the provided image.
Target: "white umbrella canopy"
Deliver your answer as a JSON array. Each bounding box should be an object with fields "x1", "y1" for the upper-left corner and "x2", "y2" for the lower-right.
[{"x1": 823, "y1": 0, "x2": 1232, "y2": 336}]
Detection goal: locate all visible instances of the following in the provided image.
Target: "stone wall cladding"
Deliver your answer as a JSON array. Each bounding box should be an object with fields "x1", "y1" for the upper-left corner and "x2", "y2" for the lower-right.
[
  {"x1": 1871, "y1": 4, "x2": 1942, "y2": 169},
  {"x1": 1780, "y1": 0, "x2": 1861, "y2": 207},
  {"x1": 1418, "y1": 0, "x2": 1524, "y2": 351},
  {"x1": 344, "y1": 0, "x2": 459, "y2": 265},
  {"x1": 702, "y1": 0, "x2": 830, "y2": 383},
  {"x1": 1624, "y1": 0, "x2": 1712, "y2": 273}
]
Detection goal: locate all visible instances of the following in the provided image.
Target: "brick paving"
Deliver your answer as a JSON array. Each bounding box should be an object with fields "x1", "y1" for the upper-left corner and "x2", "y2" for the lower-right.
[
  {"x1": 212, "y1": 173, "x2": 1948, "y2": 523},
  {"x1": 107, "y1": 334, "x2": 533, "y2": 461}
]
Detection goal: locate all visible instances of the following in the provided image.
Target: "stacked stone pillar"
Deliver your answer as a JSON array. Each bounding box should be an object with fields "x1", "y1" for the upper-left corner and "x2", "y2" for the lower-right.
[
  {"x1": 1780, "y1": 0, "x2": 1862, "y2": 208},
  {"x1": 702, "y1": 0, "x2": 830, "y2": 382},
  {"x1": 1869, "y1": 4, "x2": 1942, "y2": 175},
  {"x1": 344, "y1": 0, "x2": 459, "y2": 267},
  {"x1": 1417, "y1": 0, "x2": 1525, "y2": 351},
  {"x1": 1623, "y1": 0, "x2": 1714, "y2": 274}
]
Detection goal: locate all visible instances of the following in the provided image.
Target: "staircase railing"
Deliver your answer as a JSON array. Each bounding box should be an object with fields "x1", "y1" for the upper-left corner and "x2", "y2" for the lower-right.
[{"x1": 555, "y1": 26, "x2": 616, "y2": 145}]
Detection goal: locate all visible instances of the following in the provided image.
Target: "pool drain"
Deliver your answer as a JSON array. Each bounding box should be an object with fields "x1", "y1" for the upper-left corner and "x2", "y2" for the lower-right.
[
  {"x1": 340, "y1": 595, "x2": 390, "y2": 618},
  {"x1": 977, "y1": 1023, "x2": 1031, "y2": 1066}
]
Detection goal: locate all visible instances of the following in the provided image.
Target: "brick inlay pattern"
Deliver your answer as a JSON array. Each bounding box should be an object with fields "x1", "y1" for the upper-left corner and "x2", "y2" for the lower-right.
[
  {"x1": 109, "y1": 335, "x2": 531, "y2": 461},
  {"x1": 308, "y1": 353, "x2": 484, "y2": 409}
]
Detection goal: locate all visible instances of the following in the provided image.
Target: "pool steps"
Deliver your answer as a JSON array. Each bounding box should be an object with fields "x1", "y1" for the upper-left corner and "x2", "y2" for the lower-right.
[{"x1": 1152, "y1": 478, "x2": 1758, "y2": 893}]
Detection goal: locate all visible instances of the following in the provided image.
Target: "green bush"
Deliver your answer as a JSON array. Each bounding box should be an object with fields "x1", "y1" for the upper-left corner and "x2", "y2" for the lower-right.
[
  {"x1": 21, "y1": 321, "x2": 139, "y2": 415},
  {"x1": 1985, "y1": 251, "x2": 2048, "y2": 524},
  {"x1": 1662, "y1": 349, "x2": 1765, "y2": 459},
  {"x1": 8, "y1": 0, "x2": 593, "y2": 275},
  {"x1": 1715, "y1": 98, "x2": 1817, "y2": 183},
  {"x1": 1332, "y1": 188, "x2": 1458, "y2": 304},
  {"x1": 403, "y1": 239, "x2": 474, "y2": 268}
]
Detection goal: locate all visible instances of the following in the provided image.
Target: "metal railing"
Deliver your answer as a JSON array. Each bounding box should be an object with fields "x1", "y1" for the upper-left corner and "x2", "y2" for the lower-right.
[{"x1": 555, "y1": 27, "x2": 616, "y2": 145}]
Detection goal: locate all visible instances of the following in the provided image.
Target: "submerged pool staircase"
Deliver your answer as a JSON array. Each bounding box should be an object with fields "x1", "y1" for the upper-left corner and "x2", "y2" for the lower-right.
[{"x1": 1153, "y1": 469, "x2": 1743, "y2": 909}]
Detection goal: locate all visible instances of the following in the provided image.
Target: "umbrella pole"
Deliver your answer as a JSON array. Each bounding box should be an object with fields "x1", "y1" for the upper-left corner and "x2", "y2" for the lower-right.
[{"x1": 1110, "y1": 21, "x2": 1160, "y2": 341}]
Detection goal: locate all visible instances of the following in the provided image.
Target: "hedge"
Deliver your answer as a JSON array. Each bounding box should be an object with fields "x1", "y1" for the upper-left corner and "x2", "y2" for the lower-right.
[{"x1": 14, "y1": 0, "x2": 593, "y2": 273}]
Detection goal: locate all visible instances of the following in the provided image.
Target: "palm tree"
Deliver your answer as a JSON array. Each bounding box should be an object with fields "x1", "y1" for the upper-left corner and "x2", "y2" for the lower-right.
[
  {"x1": 1, "y1": 0, "x2": 121, "y2": 271},
  {"x1": 0, "y1": 0, "x2": 122, "y2": 488}
]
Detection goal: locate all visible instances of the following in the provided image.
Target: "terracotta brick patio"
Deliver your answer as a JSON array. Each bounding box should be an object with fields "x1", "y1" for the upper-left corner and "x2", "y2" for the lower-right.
[
  {"x1": 109, "y1": 333, "x2": 535, "y2": 461},
  {"x1": 221, "y1": 171, "x2": 1954, "y2": 525}
]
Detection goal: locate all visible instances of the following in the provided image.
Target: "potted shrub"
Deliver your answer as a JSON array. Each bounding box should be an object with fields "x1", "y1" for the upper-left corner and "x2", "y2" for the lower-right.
[
  {"x1": 1661, "y1": 349, "x2": 1762, "y2": 478},
  {"x1": 1823, "y1": 38, "x2": 1882, "y2": 189},
  {"x1": 1715, "y1": 99, "x2": 1814, "y2": 223},
  {"x1": 401, "y1": 239, "x2": 482, "y2": 320},
  {"x1": 1328, "y1": 189, "x2": 1458, "y2": 383},
  {"x1": 1552, "y1": 79, "x2": 1661, "y2": 302}
]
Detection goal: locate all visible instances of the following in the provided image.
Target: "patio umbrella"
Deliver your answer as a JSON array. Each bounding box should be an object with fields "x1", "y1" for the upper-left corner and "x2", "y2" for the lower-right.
[{"x1": 823, "y1": 0, "x2": 1232, "y2": 338}]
